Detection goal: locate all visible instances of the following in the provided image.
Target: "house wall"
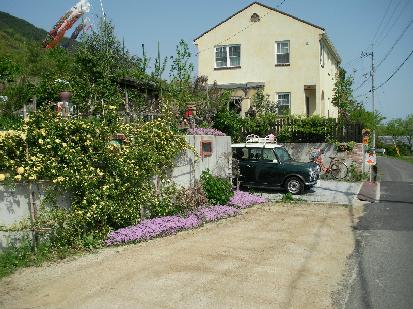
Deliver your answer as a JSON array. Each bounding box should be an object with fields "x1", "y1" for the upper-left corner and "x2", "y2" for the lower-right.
[
  {"x1": 319, "y1": 40, "x2": 339, "y2": 118},
  {"x1": 195, "y1": 3, "x2": 340, "y2": 117}
]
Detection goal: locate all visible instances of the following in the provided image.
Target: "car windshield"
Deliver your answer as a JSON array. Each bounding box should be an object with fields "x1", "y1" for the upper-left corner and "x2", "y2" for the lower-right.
[{"x1": 274, "y1": 147, "x2": 291, "y2": 163}]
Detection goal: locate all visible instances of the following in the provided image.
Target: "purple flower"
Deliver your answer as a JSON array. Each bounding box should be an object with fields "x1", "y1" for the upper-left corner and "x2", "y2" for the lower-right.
[
  {"x1": 105, "y1": 205, "x2": 240, "y2": 246},
  {"x1": 105, "y1": 214, "x2": 202, "y2": 246},
  {"x1": 187, "y1": 127, "x2": 226, "y2": 136},
  {"x1": 195, "y1": 205, "x2": 240, "y2": 222},
  {"x1": 228, "y1": 190, "x2": 267, "y2": 209}
]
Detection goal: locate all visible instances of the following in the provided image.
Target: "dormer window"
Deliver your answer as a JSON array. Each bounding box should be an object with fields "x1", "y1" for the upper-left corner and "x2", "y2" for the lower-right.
[
  {"x1": 215, "y1": 45, "x2": 241, "y2": 68},
  {"x1": 250, "y1": 13, "x2": 260, "y2": 22}
]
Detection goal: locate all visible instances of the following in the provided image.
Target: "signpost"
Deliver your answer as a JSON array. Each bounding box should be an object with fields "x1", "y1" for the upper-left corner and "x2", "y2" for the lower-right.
[{"x1": 366, "y1": 152, "x2": 376, "y2": 166}]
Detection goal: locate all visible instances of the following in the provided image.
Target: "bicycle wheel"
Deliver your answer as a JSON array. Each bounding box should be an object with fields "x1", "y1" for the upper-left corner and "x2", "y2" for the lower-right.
[{"x1": 330, "y1": 161, "x2": 348, "y2": 179}]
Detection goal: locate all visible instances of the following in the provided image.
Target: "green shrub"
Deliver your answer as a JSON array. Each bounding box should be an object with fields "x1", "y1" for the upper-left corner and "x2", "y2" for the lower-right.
[
  {"x1": 346, "y1": 163, "x2": 368, "y2": 182},
  {"x1": 277, "y1": 116, "x2": 336, "y2": 143},
  {"x1": 0, "y1": 115, "x2": 22, "y2": 130},
  {"x1": 213, "y1": 109, "x2": 243, "y2": 142},
  {"x1": 201, "y1": 169, "x2": 233, "y2": 205},
  {"x1": 0, "y1": 110, "x2": 189, "y2": 250}
]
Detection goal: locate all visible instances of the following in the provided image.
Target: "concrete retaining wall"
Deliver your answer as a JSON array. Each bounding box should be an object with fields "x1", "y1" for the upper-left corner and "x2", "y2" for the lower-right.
[
  {"x1": 0, "y1": 183, "x2": 70, "y2": 250},
  {"x1": 0, "y1": 135, "x2": 232, "y2": 250},
  {"x1": 170, "y1": 135, "x2": 232, "y2": 187}
]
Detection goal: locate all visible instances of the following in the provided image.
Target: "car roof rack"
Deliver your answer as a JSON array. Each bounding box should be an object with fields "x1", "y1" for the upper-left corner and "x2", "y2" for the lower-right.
[{"x1": 245, "y1": 134, "x2": 277, "y2": 145}]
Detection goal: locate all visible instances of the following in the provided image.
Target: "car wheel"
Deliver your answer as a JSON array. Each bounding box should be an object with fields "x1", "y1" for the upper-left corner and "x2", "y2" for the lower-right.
[{"x1": 285, "y1": 177, "x2": 304, "y2": 195}]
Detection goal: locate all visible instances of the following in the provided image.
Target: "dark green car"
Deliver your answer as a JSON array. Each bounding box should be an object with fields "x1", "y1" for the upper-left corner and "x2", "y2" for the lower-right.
[{"x1": 232, "y1": 142, "x2": 319, "y2": 194}]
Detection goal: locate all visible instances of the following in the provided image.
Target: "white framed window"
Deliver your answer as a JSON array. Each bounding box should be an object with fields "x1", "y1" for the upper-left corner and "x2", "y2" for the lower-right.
[
  {"x1": 276, "y1": 92, "x2": 290, "y2": 115},
  {"x1": 215, "y1": 45, "x2": 241, "y2": 68},
  {"x1": 275, "y1": 41, "x2": 290, "y2": 65}
]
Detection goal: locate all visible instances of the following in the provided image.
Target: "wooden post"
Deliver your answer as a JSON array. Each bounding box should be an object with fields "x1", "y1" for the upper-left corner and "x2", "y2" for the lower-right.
[{"x1": 25, "y1": 138, "x2": 37, "y2": 251}]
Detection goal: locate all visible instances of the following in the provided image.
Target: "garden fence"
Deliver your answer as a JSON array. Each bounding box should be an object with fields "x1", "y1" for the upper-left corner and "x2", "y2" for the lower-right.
[{"x1": 243, "y1": 117, "x2": 363, "y2": 143}]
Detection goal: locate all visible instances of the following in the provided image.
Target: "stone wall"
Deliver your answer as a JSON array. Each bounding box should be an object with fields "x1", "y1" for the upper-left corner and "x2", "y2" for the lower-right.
[{"x1": 282, "y1": 142, "x2": 364, "y2": 171}]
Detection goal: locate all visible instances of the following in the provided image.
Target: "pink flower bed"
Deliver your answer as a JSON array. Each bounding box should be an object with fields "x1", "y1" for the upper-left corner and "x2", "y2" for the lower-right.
[
  {"x1": 105, "y1": 191, "x2": 266, "y2": 246},
  {"x1": 229, "y1": 190, "x2": 267, "y2": 209},
  {"x1": 187, "y1": 127, "x2": 226, "y2": 136},
  {"x1": 106, "y1": 205, "x2": 240, "y2": 246}
]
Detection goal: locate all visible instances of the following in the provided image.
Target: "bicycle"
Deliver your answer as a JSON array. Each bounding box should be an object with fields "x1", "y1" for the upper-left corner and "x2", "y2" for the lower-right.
[{"x1": 310, "y1": 148, "x2": 348, "y2": 180}]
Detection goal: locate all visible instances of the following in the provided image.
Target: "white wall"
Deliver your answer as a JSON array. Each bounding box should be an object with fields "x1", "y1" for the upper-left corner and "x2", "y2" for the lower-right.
[{"x1": 171, "y1": 135, "x2": 232, "y2": 187}]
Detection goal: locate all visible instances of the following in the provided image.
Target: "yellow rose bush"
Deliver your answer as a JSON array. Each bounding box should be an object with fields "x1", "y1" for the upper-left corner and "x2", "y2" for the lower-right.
[{"x1": 0, "y1": 110, "x2": 189, "y2": 249}]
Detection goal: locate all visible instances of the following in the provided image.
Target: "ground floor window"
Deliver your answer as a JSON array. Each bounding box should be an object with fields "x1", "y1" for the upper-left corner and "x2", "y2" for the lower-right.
[
  {"x1": 229, "y1": 96, "x2": 242, "y2": 113},
  {"x1": 276, "y1": 92, "x2": 290, "y2": 116}
]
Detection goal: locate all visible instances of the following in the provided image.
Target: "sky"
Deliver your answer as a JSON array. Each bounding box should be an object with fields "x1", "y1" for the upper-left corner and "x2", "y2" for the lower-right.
[{"x1": 1, "y1": 0, "x2": 412, "y2": 121}]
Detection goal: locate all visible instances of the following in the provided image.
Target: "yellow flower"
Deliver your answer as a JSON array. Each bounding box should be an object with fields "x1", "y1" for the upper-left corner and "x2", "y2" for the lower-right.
[
  {"x1": 14, "y1": 175, "x2": 22, "y2": 181},
  {"x1": 16, "y1": 167, "x2": 25, "y2": 174},
  {"x1": 38, "y1": 139, "x2": 44, "y2": 144},
  {"x1": 28, "y1": 175, "x2": 37, "y2": 180},
  {"x1": 0, "y1": 174, "x2": 5, "y2": 181},
  {"x1": 52, "y1": 176, "x2": 65, "y2": 184}
]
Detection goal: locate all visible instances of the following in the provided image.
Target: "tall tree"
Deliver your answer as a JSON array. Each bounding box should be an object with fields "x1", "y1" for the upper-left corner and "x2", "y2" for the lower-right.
[
  {"x1": 70, "y1": 18, "x2": 138, "y2": 114},
  {"x1": 169, "y1": 40, "x2": 194, "y2": 106},
  {"x1": 332, "y1": 67, "x2": 355, "y2": 120}
]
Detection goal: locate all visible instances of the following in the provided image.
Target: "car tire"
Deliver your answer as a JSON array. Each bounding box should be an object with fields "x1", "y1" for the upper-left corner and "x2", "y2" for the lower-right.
[{"x1": 285, "y1": 176, "x2": 304, "y2": 195}]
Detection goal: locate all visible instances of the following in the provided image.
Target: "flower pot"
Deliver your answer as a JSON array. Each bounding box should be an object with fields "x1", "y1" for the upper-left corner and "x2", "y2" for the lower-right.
[{"x1": 59, "y1": 91, "x2": 72, "y2": 101}]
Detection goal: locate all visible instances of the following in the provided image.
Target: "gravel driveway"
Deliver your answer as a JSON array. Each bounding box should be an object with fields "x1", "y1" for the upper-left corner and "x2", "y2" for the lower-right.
[
  {"x1": 259, "y1": 180, "x2": 362, "y2": 205},
  {"x1": 0, "y1": 203, "x2": 358, "y2": 309}
]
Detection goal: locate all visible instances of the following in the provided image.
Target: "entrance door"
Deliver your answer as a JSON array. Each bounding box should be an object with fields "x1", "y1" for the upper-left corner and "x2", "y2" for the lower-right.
[{"x1": 306, "y1": 96, "x2": 310, "y2": 117}]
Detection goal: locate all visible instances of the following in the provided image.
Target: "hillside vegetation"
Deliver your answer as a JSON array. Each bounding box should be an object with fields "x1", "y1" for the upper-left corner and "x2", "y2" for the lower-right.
[{"x1": 0, "y1": 11, "x2": 70, "y2": 63}]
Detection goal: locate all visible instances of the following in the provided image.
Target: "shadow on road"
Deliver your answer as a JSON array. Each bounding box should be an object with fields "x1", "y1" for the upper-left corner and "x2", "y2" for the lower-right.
[{"x1": 345, "y1": 204, "x2": 374, "y2": 309}]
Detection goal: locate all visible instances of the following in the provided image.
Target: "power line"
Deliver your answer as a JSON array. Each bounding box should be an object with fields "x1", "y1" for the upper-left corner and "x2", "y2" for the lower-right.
[
  {"x1": 376, "y1": 18, "x2": 413, "y2": 69},
  {"x1": 355, "y1": 48, "x2": 413, "y2": 98},
  {"x1": 375, "y1": 0, "x2": 411, "y2": 48},
  {"x1": 372, "y1": 0, "x2": 395, "y2": 44},
  {"x1": 195, "y1": 0, "x2": 288, "y2": 56},
  {"x1": 353, "y1": 76, "x2": 371, "y2": 92},
  {"x1": 375, "y1": 48, "x2": 413, "y2": 91},
  {"x1": 373, "y1": 0, "x2": 403, "y2": 46}
]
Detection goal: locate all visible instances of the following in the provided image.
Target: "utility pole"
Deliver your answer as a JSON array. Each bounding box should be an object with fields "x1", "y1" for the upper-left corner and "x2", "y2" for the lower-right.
[
  {"x1": 361, "y1": 49, "x2": 376, "y2": 182},
  {"x1": 371, "y1": 51, "x2": 375, "y2": 150}
]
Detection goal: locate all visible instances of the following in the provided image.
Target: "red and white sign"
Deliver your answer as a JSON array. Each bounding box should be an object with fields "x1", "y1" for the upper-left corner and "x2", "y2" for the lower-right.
[{"x1": 365, "y1": 152, "x2": 376, "y2": 165}]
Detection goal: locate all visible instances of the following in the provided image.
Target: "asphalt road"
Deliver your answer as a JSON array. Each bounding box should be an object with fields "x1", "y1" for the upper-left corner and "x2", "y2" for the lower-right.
[{"x1": 345, "y1": 156, "x2": 413, "y2": 309}]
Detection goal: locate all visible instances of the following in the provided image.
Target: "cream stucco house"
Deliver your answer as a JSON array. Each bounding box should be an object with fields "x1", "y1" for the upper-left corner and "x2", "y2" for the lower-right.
[{"x1": 194, "y1": 2, "x2": 341, "y2": 118}]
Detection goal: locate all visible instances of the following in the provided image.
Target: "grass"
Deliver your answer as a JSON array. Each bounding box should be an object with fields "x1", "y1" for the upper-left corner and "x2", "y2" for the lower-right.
[
  {"x1": 398, "y1": 156, "x2": 413, "y2": 165},
  {"x1": 0, "y1": 241, "x2": 48, "y2": 279},
  {"x1": 0, "y1": 240, "x2": 75, "y2": 279}
]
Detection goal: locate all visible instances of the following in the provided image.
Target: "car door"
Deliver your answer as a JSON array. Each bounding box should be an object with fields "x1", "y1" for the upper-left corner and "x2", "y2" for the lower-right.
[
  {"x1": 255, "y1": 148, "x2": 285, "y2": 186},
  {"x1": 238, "y1": 147, "x2": 260, "y2": 185}
]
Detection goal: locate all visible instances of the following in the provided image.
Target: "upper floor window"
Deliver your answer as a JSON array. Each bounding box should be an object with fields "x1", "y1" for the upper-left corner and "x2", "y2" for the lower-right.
[
  {"x1": 276, "y1": 92, "x2": 290, "y2": 115},
  {"x1": 276, "y1": 41, "x2": 290, "y2": 65},
  {"x1": 320, "y1": 41, "x2": 325, "y2": 67},
  {"x1": 215, "y1": 45, "x2": 241, "y2": 68}
]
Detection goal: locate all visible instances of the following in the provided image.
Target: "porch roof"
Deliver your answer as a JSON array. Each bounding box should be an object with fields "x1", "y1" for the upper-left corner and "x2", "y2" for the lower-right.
[{"x1": 210, "y1": 82, "x2": 265, "y2": 90}]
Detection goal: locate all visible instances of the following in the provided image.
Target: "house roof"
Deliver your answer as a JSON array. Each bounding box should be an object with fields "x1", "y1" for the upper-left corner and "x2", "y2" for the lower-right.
[
  {"x1": 321, "y1": 33, "x2": 342, "y2": 64},
  {"x1": 194, "y1": 1, "x2": 325, "y2": 42}
]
